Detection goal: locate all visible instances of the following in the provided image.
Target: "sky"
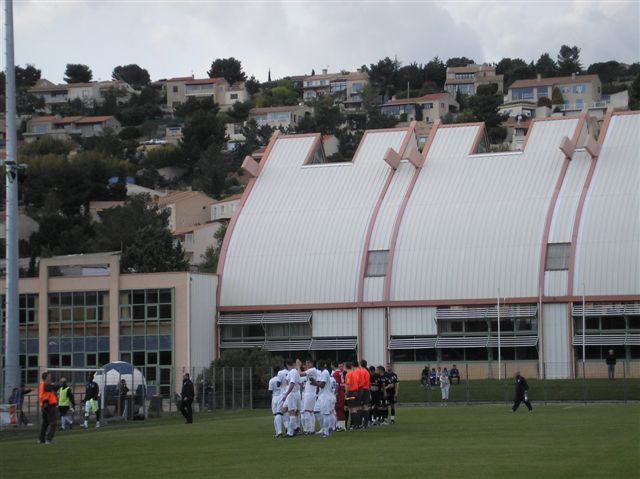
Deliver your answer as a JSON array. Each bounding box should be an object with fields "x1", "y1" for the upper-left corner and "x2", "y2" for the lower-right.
[{"x1": 2, "y1": 0, "x2": 639, "y2": 83}]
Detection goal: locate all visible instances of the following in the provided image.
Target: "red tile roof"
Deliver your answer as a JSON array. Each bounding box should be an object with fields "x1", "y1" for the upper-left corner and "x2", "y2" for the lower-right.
[
  {"x1": 185, "y1": 77, "x2": 226, "y2": 86},
  {"x1": 166, "y1": 76, "x2": 194, "y2": 82},
  {"x1": 382, "y1": 93, "x2": 450, "y2": 107},
  {"x1": 509, "y1": 74, "x2": 599, "y2": 89},
  {"x1": 53, "y1": 116, "x2": 84, "y2": 125},
  {"x1": 30, "y1": 116, "x2": 58, "y2": 123},
  {"x1": 74, "y1": 116, "x2": 115, "y2": 124}
]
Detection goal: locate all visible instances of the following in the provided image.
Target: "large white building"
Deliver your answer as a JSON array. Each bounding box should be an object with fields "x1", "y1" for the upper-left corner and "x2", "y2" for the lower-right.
[{"x1": 216, "y1": 110, "x2": 640, "y2": 379}]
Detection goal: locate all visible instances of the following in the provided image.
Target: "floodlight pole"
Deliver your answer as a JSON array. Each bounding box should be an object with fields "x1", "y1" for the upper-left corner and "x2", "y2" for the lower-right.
[
  {"x1": 497, "y1": 288, "x2": 501, "y2": 381},
  {"x1": 582, "y1": 283, "x2": 586, "y2": 378},
  {"x1": 3, "y1": 0, "x2": 21, "y2": 403}
]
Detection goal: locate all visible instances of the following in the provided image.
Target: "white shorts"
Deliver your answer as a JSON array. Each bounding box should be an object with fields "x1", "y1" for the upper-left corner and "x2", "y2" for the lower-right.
[
  {"x1": 272, "y1": 395, "x2": 284, "y2": 414},
  {"x1": 302, "y1": 394, "x2": 316, "y2": 412},
  {"x1": 285, "y1": 393, "x2": 301, "y2": 412},
  {"x1": 317, "y1": 395, "x2": 336, "y2": 415},
  {"x1": 441, "y1": 386, "x2": 450, "y2": 399}
]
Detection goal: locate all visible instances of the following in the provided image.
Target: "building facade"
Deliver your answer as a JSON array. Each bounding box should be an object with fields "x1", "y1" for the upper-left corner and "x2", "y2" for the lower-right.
[
  {"x1": 0, "y1": 253, "x2": 216, "y2": 395},
  {"x1": 165, "y1": 76, "x2": 248, "y2": 111},
  {"x1": 445, "y1": 64, "x2": 504, "y2": 96},
  {"x1": 217, "y1": 112, "x2": 640, "y2": 380},
  {"x1": 302, "y1": 69, "x2": 369, "y2": 110},
  {"x1": 29, "y1": 79, "x2": 135, "y2": 113},
  {"x1": 24, "y1": 115, "x2": 122, "y2": 142},
  {"x1": 249, "y1": 105, "x2": 313, "y2": 130},
  {"x1": 380, "y1": 93, "x2": 458, "y2": 122},
  {"x1": 157, "y1": 191, "x2": 215, "y2": 232},
  {"x1": 507, "y1": 74, "x2": 602, "y2": 109}
]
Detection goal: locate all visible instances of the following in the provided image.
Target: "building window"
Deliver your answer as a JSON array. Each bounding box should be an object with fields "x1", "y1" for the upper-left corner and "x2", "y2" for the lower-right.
[
  {"x1": 545, "y1": 243, "x2": 570, "y2": 271},
  {"x1": 172, "y1": 86, "x2": 178, "y2": 93},
  {"x1": 574, "y1": 85, "x2": 586, "y2": 94},
  {"x1": 230, "y1": 93, "x2": 238, "y2": 100},
  {"x1": 575, "y1": 99, "x2": 584, "y2": 108},
  {"x1": 512, "y1": 88, "x2": 534, "y2": 100},
  {"x1": 537, "y1": 86, "x2": 549, "y2": 98},
  {"x1": 365, "y1": 250, "x2": 388, "y2": 277}
]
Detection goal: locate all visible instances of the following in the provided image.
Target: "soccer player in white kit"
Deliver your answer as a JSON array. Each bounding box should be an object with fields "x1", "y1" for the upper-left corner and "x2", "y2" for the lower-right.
[
  {"x1": 268, "y1": 368, "x2": 289, "y2": 437},
  {"x1": 281, "y1": 359, "x2": 302, "y2": 437},
  {"x1": 314, "y1": 360, "x2": 335, "y2": 438},
  {"x1": 300, "y1": 359, "x2": 321, "y2": 434}
]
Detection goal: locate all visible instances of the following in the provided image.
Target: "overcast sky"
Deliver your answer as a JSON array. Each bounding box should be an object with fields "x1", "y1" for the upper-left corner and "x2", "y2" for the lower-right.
[{"x1": 3, "y1": 0, "x2": 640, "y2": 83}]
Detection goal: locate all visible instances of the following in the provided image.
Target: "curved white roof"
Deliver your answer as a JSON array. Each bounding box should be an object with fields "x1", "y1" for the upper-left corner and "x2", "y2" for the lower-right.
[
  {"x1": 573, "y1": 113, "x2": 640, "y2": 296},
  {"x1": 219, "y1": 113, "x2": 640, "y2": 310}
]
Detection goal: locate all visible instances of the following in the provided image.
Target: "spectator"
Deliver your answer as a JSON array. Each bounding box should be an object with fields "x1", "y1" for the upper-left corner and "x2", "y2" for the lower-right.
[
  {"x1": 605, "y1": 350, "x2": 616, "y2": 380},
  {"x1": 180, "y1": 373, "x2": 194, "y2": 424},
  {"x1": 420, "y1": 366, "x2": 430, "y2": 388},
  {"x1": 117, "y1": 379, "x2": 130, "y2": 419},
  {"x1": 429, "y1": 368, "x2": 437, "y2": 387},
  {"x1": 9, "y1": 385, "x2": 32, "y2": 426},
  {"x1": 440, "y1": 368, "x2": 450, "y2": 406},
  {"x1": 449, "y1": 365, "x2": 460, "y2": 385}
]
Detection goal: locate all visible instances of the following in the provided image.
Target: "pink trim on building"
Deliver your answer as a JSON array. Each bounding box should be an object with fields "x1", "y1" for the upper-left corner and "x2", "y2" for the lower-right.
[
  {"x1": 567, "y1": 108, "x2": 615, "y2": 296},
  {"x1": 383, "y1": 120, "x2": 442, "y2": 301},
  {"x1": 537, "y1": 109, "x2": 588, "y2": 301}
]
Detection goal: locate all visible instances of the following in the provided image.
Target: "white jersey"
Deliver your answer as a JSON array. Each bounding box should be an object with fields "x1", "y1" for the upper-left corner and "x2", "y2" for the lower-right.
[
  {"x1": 317, "y1": 369, "x2": 333, "y2": 399},
  {"x1": 303, "y1": 367, "x2": 320, "y2": 396},
  {"x1": 268, "y1": 377, "x2": 280, "y2": 396},
  {"x1": 330, "y1": 376, "x2": 337, "y2": 395},
  {"x1": 286, "y1": 368, "x2": 301, "y2": 393}
]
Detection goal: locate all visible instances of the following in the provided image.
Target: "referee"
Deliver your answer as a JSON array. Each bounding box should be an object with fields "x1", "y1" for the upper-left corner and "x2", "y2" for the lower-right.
[{"x1": 512, "y1": 371, "x2": 533, "y2": 412}]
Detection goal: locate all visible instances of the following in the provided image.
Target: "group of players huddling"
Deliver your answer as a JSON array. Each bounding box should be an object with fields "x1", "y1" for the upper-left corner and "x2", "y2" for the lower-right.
[{"x1": 268, "y1": 359, "x2": 399, "y2": 438}]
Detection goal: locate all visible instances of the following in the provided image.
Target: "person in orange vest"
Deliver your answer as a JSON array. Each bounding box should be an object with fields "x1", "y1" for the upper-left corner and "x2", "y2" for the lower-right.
[{"x1": 38, "y1": 371, "x2": 60, "y2": 444}]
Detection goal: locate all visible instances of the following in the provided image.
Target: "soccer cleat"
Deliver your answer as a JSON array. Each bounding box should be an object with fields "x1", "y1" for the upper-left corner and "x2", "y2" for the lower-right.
[
  {"x1": 322, "y1": 433, "x2": 329, "y2": 438},
  {"x1": 45, "y1": 440, "x2": 53, "y2": 445}
]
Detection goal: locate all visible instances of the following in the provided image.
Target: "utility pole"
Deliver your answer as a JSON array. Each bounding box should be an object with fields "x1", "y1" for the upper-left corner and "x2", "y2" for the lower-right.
[{"x1": 3, "y1": 0, "x2": 21, "y2": 402}]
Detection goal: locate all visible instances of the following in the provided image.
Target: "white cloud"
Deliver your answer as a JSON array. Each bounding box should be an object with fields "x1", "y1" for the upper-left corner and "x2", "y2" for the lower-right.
[{"x1": 6, "y1": 0, "x2": 639, "y2": 83}]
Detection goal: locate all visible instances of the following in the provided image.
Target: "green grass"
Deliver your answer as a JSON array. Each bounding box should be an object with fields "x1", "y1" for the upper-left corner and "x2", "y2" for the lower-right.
[
  {"x1": 1, "y1": 405, "x2": 638, "y2": 478},
  {"x1": 400, "y1": 379, "x2": 640, "y2": 403}
]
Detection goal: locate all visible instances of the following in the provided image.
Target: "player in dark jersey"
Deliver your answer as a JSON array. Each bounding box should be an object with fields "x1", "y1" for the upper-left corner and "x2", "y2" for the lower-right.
[
  {"x1": 368, "y1": 366, "x2": 380, "y2": 425},
  {"x1": 376, "y1": 366, "x2": 390, "y2": 425},
  {"x1": 385, "y1": 364, "x2": 399, "y2": 424}
]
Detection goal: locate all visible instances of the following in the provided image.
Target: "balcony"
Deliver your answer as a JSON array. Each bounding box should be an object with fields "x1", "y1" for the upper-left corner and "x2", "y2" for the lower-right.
[{"x1": 560, "y1": 100, "x2": 608, "y2": 111}]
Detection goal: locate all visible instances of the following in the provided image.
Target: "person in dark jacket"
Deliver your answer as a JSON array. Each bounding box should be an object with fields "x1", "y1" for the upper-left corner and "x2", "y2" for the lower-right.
[
  {"x1": 117, "y1": 379, "x2": 130, "y2": 419},
  {"x1": 83, "y1": 372, "x2": 101, "y2": 428},
  {"x1": 9, "y1": 385, "x2": 32, "y2": 426},
  {"x1": 180, "y1": 373, "x2": 195, "y2": 424},
  {"x1": 512, "y1": 371, "x2": 532, "y2": 412},
  {"x1": 605, "y1": 350, "x2": 616, "y2": 380}
]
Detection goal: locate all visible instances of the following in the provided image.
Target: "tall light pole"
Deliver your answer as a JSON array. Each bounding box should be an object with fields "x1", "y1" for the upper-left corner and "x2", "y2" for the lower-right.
[{"x1": 3, "y1": 0, "x2": 21, "y2": 402}]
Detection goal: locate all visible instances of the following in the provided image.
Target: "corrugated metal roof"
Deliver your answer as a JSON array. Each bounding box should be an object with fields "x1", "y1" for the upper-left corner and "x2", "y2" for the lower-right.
[
  {"x1": 573, "y1": 113, "x2": 640, "y2": 296},
  {"x1": 548, "y1": 150, "x2": 591, "y2": 243},
  {"x1": 390, "y1": 118, "x2": 578, "y2": 301},
  {"x1": 220, "y1": 130, "x2": 408, "y2": 306}
]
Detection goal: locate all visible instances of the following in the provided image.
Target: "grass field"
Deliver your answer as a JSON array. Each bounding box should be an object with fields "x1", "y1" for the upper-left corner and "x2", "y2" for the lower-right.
[{"x1": 1, "y1": 404, "x2": 638, "y2": 478}]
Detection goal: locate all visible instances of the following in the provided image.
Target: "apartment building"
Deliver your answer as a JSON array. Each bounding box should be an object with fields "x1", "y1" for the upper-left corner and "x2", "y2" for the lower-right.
[
  {"x1": 379, "y1": 93, "x2": 458, "y2": 122},
  {"x1": 24, "y1": 115, "x2": 121, "y2": 143},
  {"x1": 302, "y1": 69, "x2": 369, "y2": 110},
  {"x1": 249, "y1": 105, "x2": 313, "y2": 130},
  {"x1": 28, "y1": 79, "x2": 135, "y2": 113},
  {"x1": 165, "y1": 76, "x2": 248, "y2": 111},
  {"x1": 157, "y1": 191, "x2": 215, "y2": 232},
  {"x1": 507, "y1": 74, "x2": 602, "y2": 109},
  {"x1": 445, "y1": 64, "x2": 504, "y2": 96},
  {"x1": 0, "y1": 253, "x2": 216, "y2": 395}
]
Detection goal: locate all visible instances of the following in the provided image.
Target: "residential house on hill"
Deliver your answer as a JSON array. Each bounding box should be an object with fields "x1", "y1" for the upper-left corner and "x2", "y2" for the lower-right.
[
  {"x1": 158, "y1": 191, "x2": 215, "y2": 232},
  {"x1": 164, "y1": 76, "x2": 248, "y2": 111},
  {"x1": 445, "y1": 64, "x2": 504, "y2": 96},
  {"x1": 249, "y1": 105, "x2": 313, "y2": 130},
  {"x1": 29, "y1": 79, "x2": 135, "y2": 113},
  {"x1": 302, "y1": 69, "x2": 369, "y2": 111},
  {"x1": 24, "y1": 115, "x2": 121, "y2": 143},
  {"x1": 380, "y1": 93, "x2": 458, "y2": 123}
]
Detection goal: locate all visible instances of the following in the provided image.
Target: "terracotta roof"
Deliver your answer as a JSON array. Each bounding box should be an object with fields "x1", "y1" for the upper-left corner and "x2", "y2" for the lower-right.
[
  {"x1": 445, "y1": 75, "x2": 504, "y2": 85},
  {"x1": 509, "y1": 74, "x2": 599, "y2": 89},
  {"x1": 447, "y1": 64, "x2": 495, "y2": 73},
  {"x1": 185, "y1": 77, "x2": 226, "y2": 86},
  {"x1": 157, "y1": 190, "x2": 214, "y2": 206},
  {"x1": 166, "y1": 76, "x2": 194, "y2": 82},
  {"x1": 250, "y1": 105, "x2": 309, "y2": 114},
  {"x1": 305, "y1": 71, "x2": 369, "y2": 82},
  {"x1": 30, "y1": 116, "x2": 58, "y2": 123},
  {"x1": 53, "y1": 116, "x2": 84, "y2": 125},
  {"x1": 382, "y1": 93, "x2": 450, "y2": 107},
  {"x1": 74, "y1": 116, "x2": 115, "y2": 124}
]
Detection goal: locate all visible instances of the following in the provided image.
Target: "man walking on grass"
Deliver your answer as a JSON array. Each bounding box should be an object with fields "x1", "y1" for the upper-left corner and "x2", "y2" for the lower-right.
[
  {"x1": 512, "y1": 371, "x2": 533, "y2": 413},
  {"x1": 180, "y1": 373, "x2": 195, "y2": 424},
  {"x1": 38, "y1": 372, "x2": 59, "y2": 444}
]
